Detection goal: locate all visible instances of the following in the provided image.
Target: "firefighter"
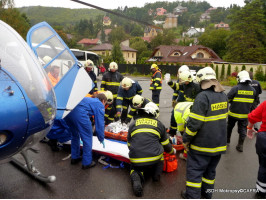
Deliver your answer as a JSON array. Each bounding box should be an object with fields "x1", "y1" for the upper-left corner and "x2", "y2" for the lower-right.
[
  {"x1": 103, "y1": 90, "x2": 116, "y2": 125},
  {"x1": 227, "y1": 70, "x2": 256, "y2": 152},
  {"x1": 124, "y1": 94, "x2": 152, "y2": 123},
  {"x1": 84, "y1": 59, "x2": 98, "y2": 94},
  {"x1": 181, "y1": 67, "x2": 228, "y2": 199},
  {"x1": 101, "y1": 61, "x2": 124, "y2": 114},
  {"x1": 149, "y1": 64, "x2": 162, "y2": 107},
  {"x1": 116, "y1": 77, "x2": 143, "y2": 124},
  {"x1": 166, "y1": 65, "x2": 190, "y2": 139},
  {"x1": 127, "y1": 102, "x2": 176, "y2": 197}
]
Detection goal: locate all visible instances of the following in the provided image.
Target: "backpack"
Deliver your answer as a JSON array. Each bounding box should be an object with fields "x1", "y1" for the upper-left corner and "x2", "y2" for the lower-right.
[{"x1": 163, "y1": 152, "x2": 178, "y2": 173}]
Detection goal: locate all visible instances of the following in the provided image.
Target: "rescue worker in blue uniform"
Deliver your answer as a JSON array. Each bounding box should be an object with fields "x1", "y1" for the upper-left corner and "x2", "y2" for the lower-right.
[
  {"x1": 149, "y1": 64, "x2": 162, "y2": 107},
  {"x1": 227, "y1": 70, "x2": 256, "y2": 152},
  {"x1": 64, "y1": 93, "x2": 106, "y2": 169},
  {"x1": 84, "y1": 59, "x2": 98, "y2": 95},
  {"x1": 124, "y1": 94, "x2": 152, "y2": 124},
  {"x1": 181, "y1": 67, "x2": 228, "y2": 199},
  {"x1": 116, "y1": 77, "x2": 143, "y2": 123},
  {"x1": 127, "y1": 102, "x2": 176, "y2": 197},
  {"x1": 101, "y1": 61, "x2": 123, "y2": 114}
]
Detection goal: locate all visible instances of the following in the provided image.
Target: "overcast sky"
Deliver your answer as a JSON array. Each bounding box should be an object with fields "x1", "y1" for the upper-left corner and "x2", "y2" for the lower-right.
[{"x1": 14, "y1": 0, "x2": 246, "y2": 9}]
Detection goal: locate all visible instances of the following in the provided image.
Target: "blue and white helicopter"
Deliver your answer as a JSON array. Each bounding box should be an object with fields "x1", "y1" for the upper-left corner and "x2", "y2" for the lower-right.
[{"x1": 0, "y1": 20, "x2": 94, "y2": 183}]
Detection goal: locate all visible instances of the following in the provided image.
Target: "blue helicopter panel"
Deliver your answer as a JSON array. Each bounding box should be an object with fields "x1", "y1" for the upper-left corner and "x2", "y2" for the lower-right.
[
  {"x1": 0, "y1": 20, "x2": 56, "y2": 161},
  {"x1": 27, "y1": 22, "x2": 93, "y2": 119}
]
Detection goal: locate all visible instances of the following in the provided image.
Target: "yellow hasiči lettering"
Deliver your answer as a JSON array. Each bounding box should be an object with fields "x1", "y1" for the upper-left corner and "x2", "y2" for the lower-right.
[
  {"x1": 211, "y1": 102, "x2": 227, "y2": 111},
  {"x1": 238, "y1": 90, "x2": 253, "y2": 95},
  {"x1": 136, "y1": 118, "x2": 158, "y2": 127}
]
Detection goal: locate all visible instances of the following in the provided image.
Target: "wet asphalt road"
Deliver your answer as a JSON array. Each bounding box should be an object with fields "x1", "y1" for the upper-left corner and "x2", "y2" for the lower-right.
[{"x1": 0, "y1": 76, "x2": 265, "y2": 199}]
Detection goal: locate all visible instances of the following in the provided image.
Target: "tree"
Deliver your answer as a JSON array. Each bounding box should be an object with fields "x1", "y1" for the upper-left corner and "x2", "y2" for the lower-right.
[
  {"x1": 215, "y1": 65, "x2": 219, "y2": 80},
  {"x1": 150, "y1": 29, "x2": 176, "y2": 49},
  {"x1": 130, "y1": 37, "x2": 151, "y2": 64},
  {"x1": 0, "y1": 0, "x2": 14, "y2": 8},
  {"x1": 220, "y1": 64, "x2": 225, "y2": 80},
  {"x1": 109, "y1": 26, "x2": 128, "y2": 44},
  {"x1": 224, "y1": 0, "x2": 266, "y2": 63},
  {"x1": 241, "y1": 65, "x2": 246, "y2": 71},
  {"x1": 255, "y1": 65, "x2": 265, "y2": 81},
  {"x1": 227, "y1": 64, "x2": 231, "y2": 77},
  {"x1": 111, "y1": 41, "x2": 125, "y2": 64}
]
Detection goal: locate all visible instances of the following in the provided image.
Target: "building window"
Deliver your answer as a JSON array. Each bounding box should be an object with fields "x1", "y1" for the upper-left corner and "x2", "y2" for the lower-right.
[
  {"x1": 132, "y1": 53, "x2": 134, "y2": 58},
  {"x1": 197, "y1": 52, "x2": 204, "y2": 58},
  {"x1": 172, "y1": 52, "x2": 180, "y2": 56},
  {"x1": 128, "y1": 53, "x2": 129, "y2": 57},
  {"x1": 102, "y1": 52, "x2": 105, "y2": 55}
]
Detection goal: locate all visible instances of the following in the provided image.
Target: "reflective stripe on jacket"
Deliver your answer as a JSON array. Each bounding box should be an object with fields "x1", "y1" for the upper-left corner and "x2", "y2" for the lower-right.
[
  {"x1": 100, "y1": 71, "x2": 124, "y2": 97},
  {"x1": 150, "y1": 70, "x2": 162, "y2": 90},
  {"x1": 183, "y1": 89, "x2": 228, "y2": 156}
]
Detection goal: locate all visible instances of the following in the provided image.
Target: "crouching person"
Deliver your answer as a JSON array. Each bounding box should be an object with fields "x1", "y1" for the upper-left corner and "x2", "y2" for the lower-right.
[{"x1": 127, "y1": 102, "x2": 176, "y2": 197}]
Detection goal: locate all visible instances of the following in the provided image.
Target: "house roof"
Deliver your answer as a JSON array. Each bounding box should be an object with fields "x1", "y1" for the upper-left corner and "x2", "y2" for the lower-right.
[
  {"x1": 149, "y1": 45, "x2": 223, "y2": 63},
  {"x1": 142, "y1": 37, "x2": 153, "y2": 43},
  {"x1": 215, "y1": 22, "x2": 229, "y2": 28},
  {"x1": 104, "y1": 29, "x2": 112, "y2": 35},
  {"x1": 88, "y1": 43, "x2": 137, "y2": 52},
  {"x1": 78, "y1": 38, "x2": 100, "y2": 45}
]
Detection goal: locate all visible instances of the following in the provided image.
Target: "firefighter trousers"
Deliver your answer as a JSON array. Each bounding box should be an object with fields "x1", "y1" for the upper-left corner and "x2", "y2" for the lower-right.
[
  {"x1": 169, "y1": 109, "x2": 178, "y2": 136},
  {"x1": 186, "y1": 151, "x2": 221, "y2": 199},
  {"x1": 227, "y1": 116, "x2": 248, "y2": 143},
  {"x1": 256, "y1": 131, "x2": 266, "y2": 195},
  {"x1": 152, "y1": 90, "x2": 161, "y2": 107}
]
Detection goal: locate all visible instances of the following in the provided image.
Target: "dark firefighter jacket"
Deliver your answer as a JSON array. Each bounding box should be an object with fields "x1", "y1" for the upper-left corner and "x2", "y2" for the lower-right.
[
  {"x1": 183, "y1": 88, "x2": 228, "y2": 156},
  {"x1": 250, "y1": 79, "x2": 262, "y2": 101},
  {"x1": 127, "y1": 116, "x2": 174, "y2": 166},
  {"x1": 227, "y1": 83, "x2": 256, "y2": 119},
  {"x1": 104, "y1": 104, "x2": 116, "y2": 125},
  {"x1": 87, "y1": 70, "x2": 98, "y2": 94},
  {"x1": 168, "y1": 81, "x2": 201, "y2": 102},
  {"x1": 101, "y1": 71, "x2": 124, "y2": 98},
  {"x1": 150, "y1": 70, "x2": 162, "y2": 90},
  {"x1": 127, "y1": 98, "x2": 152, "y2": 121},
  {"x1": 116, "y1": 81, "x2": 143, "y2": 113}
]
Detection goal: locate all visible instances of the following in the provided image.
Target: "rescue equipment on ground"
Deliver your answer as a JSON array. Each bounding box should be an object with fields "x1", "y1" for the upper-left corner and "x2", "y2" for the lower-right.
[
  {"x1": 163, "y1": 152, "x2": 178, "y2": 172},
  {"x1": 169, "y1": 134, "x2": 184, "y2": 151},
  {"x1": 104, "y1": 121, "x2": 128, "y2": 142}
]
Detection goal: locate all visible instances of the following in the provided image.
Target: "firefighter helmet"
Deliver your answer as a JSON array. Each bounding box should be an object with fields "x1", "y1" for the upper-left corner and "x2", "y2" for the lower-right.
[
  {"x1": 43, "y1": 56, "x2": 52, "y2": 64},
  {"x1": 104, "y1": 90, "x2": 113, "y2": 104},
  {"x1": 121, "y1": 77, "x2": 132, "y2": 89},
  {"x1": 132, "y1": 95, "x2": 144, "y2": 108},
  {"x1": 109, "y1": 62, "x2": 118, "y2": 71},
  {"x1": 150, "y1": 63, "x2": 158, "y2": 70},
  {"x1": 142, "y1": 102, "x2": 159, "y2": 118},
  {"x1": 196, "y1": 67, "x2": 216, "y2": 83},
  {"x1": 84, "y1": 59, "x2": 94, "y2": 68},
  {"x1": 178, "y1": 65, "x2": 189, "y2": 75},
  {"x1": 237, "y1": 70, "x2": 251, "y2": 83},
  {"x1": 179, "y1": 70, "x2": 193, "y2": 83}
]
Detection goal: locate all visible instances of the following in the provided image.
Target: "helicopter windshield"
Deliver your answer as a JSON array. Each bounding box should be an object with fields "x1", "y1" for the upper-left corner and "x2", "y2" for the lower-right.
[{"x1": 0, "y1": 21, "x2": 56, "y2": 123}]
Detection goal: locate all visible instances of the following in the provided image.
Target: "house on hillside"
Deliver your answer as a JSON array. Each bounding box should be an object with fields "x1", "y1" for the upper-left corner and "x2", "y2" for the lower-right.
[
  {"x1": 144, "y1": 26, "x2": 163, "y2": 37},
  {"x1": 173, "y1": 4, "x2": 188, "y2": 15},
  {"x1": 147, "y1": 45, "x2": 223, "y2": 65},
  {"x1": 88, "y1": 43, "x2": 137, "y2": 64},
  {"x1": 103, "y1": 16, "x2": 111, "y2": 26},
  {"x1": 163, "y1": 13, "x2": 178, "y2": 29},
  {"x1": 200, "y1": 7, "x2": 217, "y2": 22},
  {"x1": 156, "y1": 7, "x2": 167, "y2": 16},
  {"x1": 182, "y1": 27, "x2": 205, "y2": 37},
  {"x1": 77, "y1": 38, "x2": 101, "y2": 48},
  {"x1": 215, "y1": 22, "x2": 230, "y2": 30}
]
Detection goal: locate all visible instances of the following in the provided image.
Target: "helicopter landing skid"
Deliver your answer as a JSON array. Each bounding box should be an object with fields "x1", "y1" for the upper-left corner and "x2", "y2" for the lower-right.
[{"x1": 10, "y1": 149, "x2": 56, "y2": 183}]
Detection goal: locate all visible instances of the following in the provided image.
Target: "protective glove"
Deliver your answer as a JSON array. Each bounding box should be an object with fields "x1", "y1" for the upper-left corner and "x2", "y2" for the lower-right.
[
  {"x1": 164, "y1": 73, "x2": 171, "y2": 83},
  {"x1": 101, "y1": 140, "x2": 105, "y2": 148},
  {"x1": 172, "y1": 100, "x2": 177, "y2": 108},
  {"x1": 172, "y1": 148, "x2": 177, "y2": 155},
  {"x1": 183, "y1": 142, "x2": 190, "y2": 152},
  {"x1": 247, "y1": 128, "x2": 257, "y2": 139}
]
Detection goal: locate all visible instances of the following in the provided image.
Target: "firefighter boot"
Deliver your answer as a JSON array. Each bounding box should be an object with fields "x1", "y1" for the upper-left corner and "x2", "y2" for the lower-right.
[
  {"x1": 236, "y1": 136, "x2": 245, "y2": 152},
  {"x1": 130, "y1": 171, "x2": 143, "y2": 197},
  {"x1": 227, "y1": 131, "x2": 232, "y2": 145}
]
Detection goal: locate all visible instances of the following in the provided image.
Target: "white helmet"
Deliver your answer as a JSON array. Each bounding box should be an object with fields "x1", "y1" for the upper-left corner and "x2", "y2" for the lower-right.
[
  {"x1": 179, "y1": 70, "x2": 193, "y2": 83},
  {"x1": 104, "y1": 90, "x2": 113, "y2": 104},
  {"x1": 84, "y1": 59, "x2": 94, "y2": 68},
  {"x1": 109, "y1": 62, "x2": 118, "y2": 71},
  {"x1": 142, "y1": 102, "x2": 159, "y2": 118},
  {"x1": 43, "y1": 56, "x2": 52, "y2": 64},
  {"x1": 178, "y1": 65, "x2": 189, "y2": 75},
  {"x1": 196, "y1": 67, "x2": 216, "y2": 83},
  {"x1": 237, "y1": 70, "x2": 251, "y2": 83},
  {"x1": 121, "y1": 77, "x2": 132, "y2": 89},
  {"x1": 132, "y1": 95, "x2": 144, "y2": 108}
]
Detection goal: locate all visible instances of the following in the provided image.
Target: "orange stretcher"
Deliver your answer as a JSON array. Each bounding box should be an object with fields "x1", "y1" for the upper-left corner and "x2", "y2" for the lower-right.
[{"x1": 104, "y1": 131, "x2": 128, "y2": 142}]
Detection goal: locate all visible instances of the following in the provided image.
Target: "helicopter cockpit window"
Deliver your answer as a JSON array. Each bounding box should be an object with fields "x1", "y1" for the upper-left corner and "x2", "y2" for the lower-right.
[
  {"x1": 30, "y1": 26, "x2": 76, "y2": 87},
  {"x1": 0, "y1": 22, "x2": 56, "y2": 124}
]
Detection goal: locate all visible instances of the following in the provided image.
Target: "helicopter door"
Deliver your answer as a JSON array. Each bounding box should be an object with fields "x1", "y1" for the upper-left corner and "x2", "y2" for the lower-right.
[{"x1": 27, "y1": 22, "x2": 93, "y2": 119}]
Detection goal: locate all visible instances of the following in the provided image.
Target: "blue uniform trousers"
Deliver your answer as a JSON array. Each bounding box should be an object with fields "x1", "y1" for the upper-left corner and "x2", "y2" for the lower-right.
[
  {"x1": 186, "y1": 151, "x2": 221, "y2": 199},
  {"x1": 256, "y1": 132, "x2": 266, "y2": 195},
  {"x1": 152, "y1": 90, "x2": 161, "y2": 107}
]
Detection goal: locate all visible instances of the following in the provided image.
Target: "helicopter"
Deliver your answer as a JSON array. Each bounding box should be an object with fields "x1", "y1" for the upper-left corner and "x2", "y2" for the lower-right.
[{"x1": 0, "y1": 20, "x2": 93, "y2": 183}]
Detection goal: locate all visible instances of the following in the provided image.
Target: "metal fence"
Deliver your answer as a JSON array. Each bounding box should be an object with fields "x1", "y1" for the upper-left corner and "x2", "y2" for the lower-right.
[{"x1": 103, "y1": 64, "x2": 203, "y2": 76}]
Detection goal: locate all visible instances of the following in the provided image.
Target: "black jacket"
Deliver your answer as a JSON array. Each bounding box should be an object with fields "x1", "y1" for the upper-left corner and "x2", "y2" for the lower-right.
[
  {"x1": 227, "y1": 82, "x2": 256, "y2": 119},
  {"x1": 128, "y1": 115, "x2": 174, "y2": 166},
  {"x1": 183, "y1": 88, "x2": 228, "y2": 156},
  {"x1": 101, "y1": 71, "x2": 124, "y2": 98}
]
